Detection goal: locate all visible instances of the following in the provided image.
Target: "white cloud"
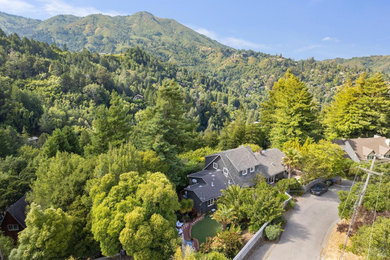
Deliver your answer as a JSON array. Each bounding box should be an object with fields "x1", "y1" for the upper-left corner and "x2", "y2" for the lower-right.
[
  {"x1": 322, "y1": 36, "x2": 339, "y2": 42},
  {"x1": 295, "y1": 44, "x2": 322, "y2": 53},
  {"x1": 0, "y1": 0, "x2": 35, "y2": 15},
  {"x1": 190, "y1": 25, "x2": 269, "y2": 51},
  {"x1": 0, "y1": 0, "x2": 122, "y2": 18},
  {"x1": 38, "y1": 0, "x2": 122, "y2": 17},
  {"x1": 194, "y1": 28, "x2": 218, "y2": 40},
  {"x1": 222, "y1": 37, "x2": 268, "y2": 50}
]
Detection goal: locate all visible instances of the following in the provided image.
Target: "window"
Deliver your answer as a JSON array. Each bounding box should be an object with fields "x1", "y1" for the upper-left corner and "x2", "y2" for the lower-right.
[
  {"x1": 192, "y1": 179, "x2": 197, "y2": 184},
  {"x1": 223, "y1": 167, "x2": 229, "y2": 177},
  {"x1": 7, "y1": 224, "x2": 19, "y2": 231},
  {"x1": 242, "y1": 169, "x2": 248, "y2": 176},
  {"x1": 367, "y1": 154, "x2": 375, "y2": 160},
  {"x1": 250, "y1": 166, "x2": 255, "y2": 172},
  {"x1": 385, "y1": 153, "x2": 390, "y2": 158},
  {"x1": 213, "y1": 162, "x2": 218, "y2": 170},
  {"x1": 207, "y1": 198, "x2": 216, "y2": 207}
]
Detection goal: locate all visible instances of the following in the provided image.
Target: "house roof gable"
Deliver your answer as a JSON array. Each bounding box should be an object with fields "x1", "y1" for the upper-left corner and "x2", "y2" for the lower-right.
[{"x1": 6, "y1": 195, "x2": 27, "y2": 228}]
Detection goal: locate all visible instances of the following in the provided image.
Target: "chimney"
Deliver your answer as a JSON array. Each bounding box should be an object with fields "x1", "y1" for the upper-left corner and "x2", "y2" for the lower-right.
[{"x1": 386, "y1": 139, "x2": 390, "y2": 147}]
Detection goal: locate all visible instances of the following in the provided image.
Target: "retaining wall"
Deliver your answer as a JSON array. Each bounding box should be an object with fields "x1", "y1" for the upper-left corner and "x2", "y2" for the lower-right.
[{"x1": 233, "y1": 222, "x2": 269, "y2": 260}]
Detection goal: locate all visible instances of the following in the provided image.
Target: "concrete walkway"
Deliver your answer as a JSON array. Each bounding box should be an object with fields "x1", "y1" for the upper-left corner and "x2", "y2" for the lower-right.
[{"x1": 248, "y1": 181, "x2": 352, "y2": 260}]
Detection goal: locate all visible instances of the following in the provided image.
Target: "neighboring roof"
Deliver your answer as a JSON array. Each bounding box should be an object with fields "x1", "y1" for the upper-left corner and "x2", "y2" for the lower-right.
[
  {"x1": 334, "y1": 136, "x2": 390, "y2": 161},
  {"x1": 185, "y1": 170, "x2": 228, "y2": 202},
  {"x1": 255, "y1": 148, "x2": 285, "y2": 177},
  {"x1": 6, "y1": 195, "x2": 27, "y2": 228}
]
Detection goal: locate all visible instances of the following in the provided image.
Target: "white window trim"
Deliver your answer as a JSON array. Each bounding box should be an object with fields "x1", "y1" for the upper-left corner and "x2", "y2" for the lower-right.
[
  {"x1": 242, "y1": 169, "x2": 248, "y2": 176},
  {"x1": 7, "y1": 224, "x2": 19, "y2": 231},
  {"x1": 250, "y1": 166, "x2": 255, "y2": 172},
  {"x1": 213, "y1": 162, "x2": 218, "y2": 170},
  {"x1": 207, "y1": 198, "x2": 216, "y2": 207},
  {"x1": 223, "y1": 167, "x2": 228, "y2": 175}
]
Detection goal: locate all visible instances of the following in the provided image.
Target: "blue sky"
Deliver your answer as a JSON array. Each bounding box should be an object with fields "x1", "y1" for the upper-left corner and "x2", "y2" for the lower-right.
[{"x1": 1, "y1": 0, "x2": 389, "y2": 60}]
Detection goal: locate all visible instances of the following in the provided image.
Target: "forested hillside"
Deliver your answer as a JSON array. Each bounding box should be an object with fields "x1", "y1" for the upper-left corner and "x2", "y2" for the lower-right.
[
  {"x1": 328, "y1": 55, "x2": 390, "y2": 74},
  {"x1": 1, "y1": 26, "x2": 390, "y2": 259},
  {"x1": 0, "y1": 11, "x2": 369, "y2": 104}
]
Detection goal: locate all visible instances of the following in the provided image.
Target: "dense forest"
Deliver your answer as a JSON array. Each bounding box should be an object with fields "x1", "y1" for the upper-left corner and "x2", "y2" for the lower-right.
[
  {"x1": 0, "y1": 11, "x2": 375, "y2": 104},
  {"x1": 0, "y1": 16, "x2": 389, "y2": 259}
]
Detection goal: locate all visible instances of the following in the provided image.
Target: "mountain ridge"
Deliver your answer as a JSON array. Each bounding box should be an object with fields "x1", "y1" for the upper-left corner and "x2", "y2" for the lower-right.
[{"x1": 0, "y1": 11, "x2": 386, "y2": 104}]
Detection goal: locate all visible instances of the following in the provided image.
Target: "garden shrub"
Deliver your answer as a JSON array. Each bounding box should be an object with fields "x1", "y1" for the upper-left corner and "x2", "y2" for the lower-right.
[{"x1": 265, "y1": 225, "x2": 282, "y2": 240}]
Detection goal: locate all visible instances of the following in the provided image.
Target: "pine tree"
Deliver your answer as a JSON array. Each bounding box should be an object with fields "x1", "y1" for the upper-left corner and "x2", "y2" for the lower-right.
[
  {"x1": 323, "y1": 73, "x2": 390, "y2": 139},
  {"x1": 261, "y1": 71, "x2": 319, "y2": 148},
  {"x1": 89, "y1": 92, "x2": 131, "y2": 154}
]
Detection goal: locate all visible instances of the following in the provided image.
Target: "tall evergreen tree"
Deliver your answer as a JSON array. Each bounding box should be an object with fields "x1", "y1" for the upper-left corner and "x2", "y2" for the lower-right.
[
  {"x1": 134, "y1": 80, "x2": 198, "y2": 184},
  {"x1": 88, "y1": 92, "x2": 131, "y2": 154},
  {"x1": 323, "y1": 73, "x2": 390, "y2": 139},
  {"x1": 260, "y1": 71, "x2": 319, "y2": 148}
]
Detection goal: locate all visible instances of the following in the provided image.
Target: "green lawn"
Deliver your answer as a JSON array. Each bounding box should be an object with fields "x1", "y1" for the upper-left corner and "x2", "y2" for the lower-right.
[{"x1": 191, "y1": 215, "x2": 222, "y2": 244}]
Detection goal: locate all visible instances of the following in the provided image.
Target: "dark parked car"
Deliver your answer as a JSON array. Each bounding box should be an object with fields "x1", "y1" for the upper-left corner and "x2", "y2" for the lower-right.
[{"x1": 310, "y1": 183, "x2": 328, "y2": 196}]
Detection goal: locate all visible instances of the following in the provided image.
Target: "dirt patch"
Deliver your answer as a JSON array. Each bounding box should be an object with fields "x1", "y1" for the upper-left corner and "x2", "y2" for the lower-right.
[
  {"x1": 321, "y1": 223, "x2": 363, "y2": 260},
  {"x1": 241, "y1": 229, "x2": 254, "y2": 244}
]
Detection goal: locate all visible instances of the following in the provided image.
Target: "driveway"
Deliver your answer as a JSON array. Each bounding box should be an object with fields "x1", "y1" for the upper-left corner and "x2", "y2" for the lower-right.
[{"x1": 248, "y1": 180, "x2": 352, "y2": 260}]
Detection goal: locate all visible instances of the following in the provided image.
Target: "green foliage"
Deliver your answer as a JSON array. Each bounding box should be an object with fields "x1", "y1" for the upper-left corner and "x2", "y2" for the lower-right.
[
  {"x1": 260, "y1": 71, "x2": 319, "y2": 148},
  {"x1": 90, "y1": 171, "x2": 180, "y2": 257},
  {"x1": 349, "y1": 217, "x2": 390, "y2": 259},
  {"x1": 217, "y1": 181, "x2": 286, "y2": 233},
  {"x1": 42, "y1": 126, "x2": 81, "y2": 157},
  {"x1": 338, "y1": 181, "x2": 390, "y2": 220},
  {"x1": 180, "y1": 199, "x2": 194, "y2": 214},
  {"x1": 265, "y1": 224, "x2": 282, "y2": 240},
  {"x1": 9, "y1": 203, "x2": 75, "y2": 260},
  {"x1": 197, "y1": 251, "x2": 228, "y2": 260},
  {"x1": 276, "y1": 178, "x2": 304, "y2": 196},
  {"x1": 88, "y1": 93, "x2": 131, "y2": 155},
  {"x1": 283, "y1": 138, "x2": 350, "y2": 184},
  {"x1": 323, "y1": 73, "x2": 390, "y2": 139},
  {"x1": 0, "y1": 231, "x2": 15, "y2": 260},
  {"x1": 179, "y1": 147, "x2": 220, "y2": 173},
  {"x1": 201, "y1": 226, "x2": 243, "y2": 259},
  {"x1": 244, "y1": 181, "x2": 286, "y2": 232},
  {"x1": 0, "y1": 126, "x2": 23, "y2": 157},
  {"x1": 0, "y1": 145, "x2": 39, "y2": 210},
  {"x1": 212, "y1": 204, "x2": 237, "y2": 230},
  {"x1": 93, "y1": 142, "x2": 167, "y2": 178},
  {"x1": 30, "y1": 152, "x2": 93, "y2": 210}
]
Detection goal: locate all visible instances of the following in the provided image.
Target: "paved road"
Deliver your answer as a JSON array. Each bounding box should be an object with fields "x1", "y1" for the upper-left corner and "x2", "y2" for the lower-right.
[{"x1": 248, "y1": 181, "x2": 352, "y2": 260}]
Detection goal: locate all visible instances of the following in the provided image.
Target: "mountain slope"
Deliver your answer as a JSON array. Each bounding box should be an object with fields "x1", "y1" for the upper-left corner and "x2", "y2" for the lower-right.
[
  {"x1": 0, "y1": 11, "x2": 226, "y2": 67},
  {"x1": 0, "y1": 11, "x2": 368, "y2": 104},
  {"x1": 328, "y1": 55, "x2": 390, "y2": 74}
]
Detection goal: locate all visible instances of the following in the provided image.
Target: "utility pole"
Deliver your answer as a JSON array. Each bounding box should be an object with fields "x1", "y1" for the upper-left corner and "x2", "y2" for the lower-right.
[
  {"x1": 357, "y1": 157, "x2": 378, "y2": 208},
  {"x1": 339, "y1": 157, "x2": 385, "y2": 260}
]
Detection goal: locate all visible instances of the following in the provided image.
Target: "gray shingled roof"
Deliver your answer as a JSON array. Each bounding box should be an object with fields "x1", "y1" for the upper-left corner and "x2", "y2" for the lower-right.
[
  {"x1": 7, "y1": 195, "x2": 27, "y2": 228},
  {"x1": 206, "y1": 146, "x2": 259, "y2": 172},
  {"x1": 185, "y1": 170, "x2": 228, "y2": 202},
  {"x1": 255, "y1": 148, "x2": 285, "y2": 177}
]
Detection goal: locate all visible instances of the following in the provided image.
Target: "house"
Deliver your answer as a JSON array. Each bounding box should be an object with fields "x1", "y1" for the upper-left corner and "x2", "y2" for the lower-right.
[
  {"x1": 334, "y1": 135, "x2": 390, "y2": 162},
  {"x1": 0, "y1": 196, "x2": 27, "y2": 242},
  {"x1": 184, "y1": 146, "x2": 286, "y2": 213}
]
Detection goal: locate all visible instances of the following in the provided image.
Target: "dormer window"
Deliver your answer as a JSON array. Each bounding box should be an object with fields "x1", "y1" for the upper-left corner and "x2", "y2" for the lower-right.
[
  {"x1": 367, "y1": 153, "x2": 375, "y2": 160},
  {"x1": 213, "y1": 162, "x2": 218, "y2": 170},
  {"x1": 250, "y1": 166, "x2": 255, "y2": 172},
  {"x1": 223, "y1": 167, "x2": 229, "y2": 177},
  {"x1": 242, "y1": 169, "x2": 248, "y2": 176},
  {"x1": 385, "y1": 153, "x2": 390, "y2": 158}
]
